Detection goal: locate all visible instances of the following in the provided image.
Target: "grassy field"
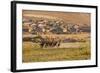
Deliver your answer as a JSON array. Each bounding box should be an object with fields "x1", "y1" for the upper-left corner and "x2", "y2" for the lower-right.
[{"x1": 22, "y1": 40, "x2": 91, "y2": 63}]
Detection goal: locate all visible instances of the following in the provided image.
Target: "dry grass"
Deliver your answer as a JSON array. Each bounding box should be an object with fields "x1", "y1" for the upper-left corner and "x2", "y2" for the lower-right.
[
  {"x1": 22, "y1": 41, "x2": 91, "y2": 63},
  {"x1": 39, "y1": 33, "x2": 90, "y2": 41}
]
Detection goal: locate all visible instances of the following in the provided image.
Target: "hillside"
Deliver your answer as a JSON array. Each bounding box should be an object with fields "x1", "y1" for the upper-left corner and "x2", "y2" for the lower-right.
[
  {"x1": 22, "y1": 10, "x2": 91, "y2": 34},
  {"x1": 23, "y1": 10, "x2": 91, "y2": 25}
]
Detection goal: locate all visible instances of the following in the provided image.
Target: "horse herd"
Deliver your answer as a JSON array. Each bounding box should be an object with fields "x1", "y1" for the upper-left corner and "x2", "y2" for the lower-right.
[
  {"x1": 40, "y1": 37, "x2": 61, "y2": 48},
  {"x1": 31, "y1": 35, "x2": 62, "y2": 48}
]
